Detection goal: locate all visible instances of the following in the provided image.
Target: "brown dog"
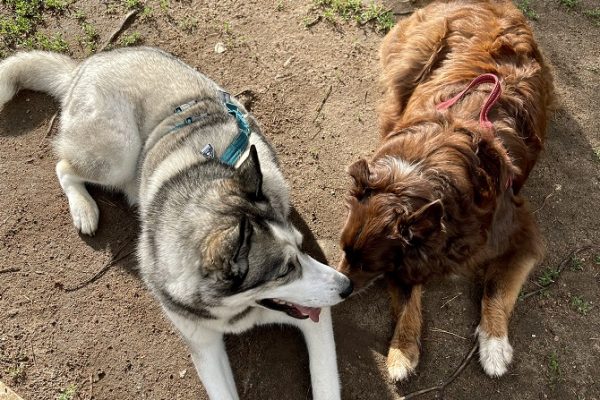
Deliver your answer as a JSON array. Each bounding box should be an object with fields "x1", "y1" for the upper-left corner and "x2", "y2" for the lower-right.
[{"x1": 338, "y1": 0, "x2": 554, "y2": 381}]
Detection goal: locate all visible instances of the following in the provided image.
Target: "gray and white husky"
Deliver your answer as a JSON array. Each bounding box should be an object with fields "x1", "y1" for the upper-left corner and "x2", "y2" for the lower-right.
[{"x1": 0, "y1": 47, "x2": 353, "y2": 399}]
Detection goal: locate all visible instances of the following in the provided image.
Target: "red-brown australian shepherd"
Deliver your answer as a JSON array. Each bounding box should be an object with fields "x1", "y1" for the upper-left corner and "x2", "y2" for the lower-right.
[{"x1": 338, "y1": 0, "x2": 554, "y2": 381}]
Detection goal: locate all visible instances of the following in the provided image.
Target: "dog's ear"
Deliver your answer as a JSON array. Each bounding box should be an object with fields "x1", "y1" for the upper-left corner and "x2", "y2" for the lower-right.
[
  {"x1": 347, "y1": 158, "x2": 370, "y2": 188},
  {"x1": 237, "y1": 145, "x2": 264, "y2": 200},
  {"x1": 228, "y1": 216, "x2": 252, "y2": 288},
  {"x1": 402, "y1": 200, "x2": 444, "y2": 243}
]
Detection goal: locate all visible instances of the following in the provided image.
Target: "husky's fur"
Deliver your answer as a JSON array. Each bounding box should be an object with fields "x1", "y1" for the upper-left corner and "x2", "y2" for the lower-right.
[{"x1": 0, "y1": 47, "x2": 352, "y2": 400}]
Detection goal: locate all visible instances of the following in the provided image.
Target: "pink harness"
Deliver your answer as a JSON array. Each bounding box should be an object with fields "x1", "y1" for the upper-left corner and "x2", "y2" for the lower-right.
[{"x1": 435, "y1": 73, "x2": 512, "y2": 190}]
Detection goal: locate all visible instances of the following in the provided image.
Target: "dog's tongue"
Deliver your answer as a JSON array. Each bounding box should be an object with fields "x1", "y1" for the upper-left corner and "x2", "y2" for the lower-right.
[{"x1": 295, "y1": 305, "x2": 321, "y2": 322}]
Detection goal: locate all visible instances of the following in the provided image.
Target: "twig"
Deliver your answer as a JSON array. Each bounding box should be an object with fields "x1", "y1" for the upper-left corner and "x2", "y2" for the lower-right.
[
  {"x1": 0, "y1": 267, "x2": 20, "y2": 274},
  {"x1": 41, "y1": 111, "x2": 58, "y2": 145},
  {"x1": 520, "y1": 245, "x2": 596, "y2": 301},
  {"x1": 62, "y1": 237, "x2": 136, "y2": 292},
  {"x1": 99, "y1": 9, "x2": 139, "y2": 52},
  {"x1": 532, "y1": 191, "x2": 555, "y2": 214},
  {"x1": 440, "y1": 292, "x2": 462, "y2": 309},
  {"x1": 313, "y1": 84, "x2": 332, "y2": 123},
  {"x1": 304, "y1": 15, "x2": 322, "y2": 28},
  {"x1": 430, "y1": 328, "x2": 467, "y2": 340},
  {"x1": 399, "y1": 341, "x2": 479, "y2": 400}
]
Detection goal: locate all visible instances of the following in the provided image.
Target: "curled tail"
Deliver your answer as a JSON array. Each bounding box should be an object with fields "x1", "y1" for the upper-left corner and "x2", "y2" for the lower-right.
[{"x1": 0, "y1": 51, "x2": 77, "y2": 108}]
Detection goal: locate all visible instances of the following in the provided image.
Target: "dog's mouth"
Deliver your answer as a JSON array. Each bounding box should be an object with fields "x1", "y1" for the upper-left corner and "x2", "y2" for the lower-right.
[{"x1": 258, "y1": 299, "x2": 321, "y2": 322}]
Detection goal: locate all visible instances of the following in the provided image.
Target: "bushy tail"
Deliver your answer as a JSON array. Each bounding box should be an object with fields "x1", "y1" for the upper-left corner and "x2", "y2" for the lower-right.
[{"x1": 0, "y1": 51, "x2": 77, "y2": 109}]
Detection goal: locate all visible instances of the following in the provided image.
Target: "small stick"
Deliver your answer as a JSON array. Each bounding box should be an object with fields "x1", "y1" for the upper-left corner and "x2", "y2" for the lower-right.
[
  {"x1": 532, "y1": 191, "x2": 555, "y2": 214},
  {"x1": 399, "y1": 341, "x2": 478, "y2": 399},
  {"x1": 520, "y1": 245, "x2": 596, "y2": 301},
  {"x1": 0, "y1": 267, "x2": 20, "y2": 274},
  {"x1": 62, "y1": 237, "x2": 136, "y2": 292},
  {"x1": 440, "y1": 292, "x2": 462, "y2": 309},
  {"x1": 305, "y1": 15, "x2": 322, "y2": 28},
  {"x1": 42, "y1": 111, "x2": 59, "y2": 144},
  {"x1": 313, "y1": 84, "x2": 332, "y2": 123},
  {"x1": 99, "y1": 9, "x2": 139, "y2": 52},
  {"x1": 430, "y1": 328, "x2": 467, "y2": 340}
]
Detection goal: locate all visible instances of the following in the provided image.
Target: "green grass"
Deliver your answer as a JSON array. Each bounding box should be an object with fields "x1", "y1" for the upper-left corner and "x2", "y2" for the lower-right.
[
  {"x1": 595, "y1": 254, "x2": 600, "y2": 265},
  {"x1": 22, "y1": 32, "x2": 69, "y2": 52},
  {"x1": 571, "y1": 295, "x2": 592, "y2": 316},
  {"x1": 558, "y1": 0, "x2": 578, "y2": 9},
  {"x1": 159, "y1": 0, "x2": 169, "y2": 11},
  {"x1": 140, "y1": 5, "x2": 154, "y2": 19},
  {"x1": 5, "y1": 364, "x2": 26, "y2": 384},
  {"x1": 571, "y1": 256, "x2": 584, "y2": 271},
  {"x1": 81, "y1": 22, "x2": 98, "y2": 53},
  {"x1": 123, "y1": 0, "x2": 141, "y2": 10},
  {"x1": 57, "y1": 384, "x2": 77, "y2": 400},
  {"x1": 585, "y1": 8, "x2": 600, "y2": 26},
  {"x1": 120, "y1": 32, "x2": 142, "y2": 46},
  {"x1": 43, "y1": 0, "x2": 70, "y2": 11},
  {"x1": 594, "y1": 148, "x2": 600, "y2": 161},
  {"x1": 538, "y1": 266, "x2": 559, "y2": 287},
  {"x1": 516, "y1": 0, "x2": 538, "y2": 20},
  {"x1": 547, "y1": 352, "x2": 560, "y2": 384},
  {"x1": 312, "y1": 0, "x2": 395, "y2": 33},
  {"x1": 178, "y1": 17, "x2": 198, "y2": 33}
]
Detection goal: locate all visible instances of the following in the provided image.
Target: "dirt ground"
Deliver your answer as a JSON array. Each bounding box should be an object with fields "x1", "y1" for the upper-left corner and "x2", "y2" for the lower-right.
[{"x1": 1, "y1": 0, "x2": 599, "y2": 399}]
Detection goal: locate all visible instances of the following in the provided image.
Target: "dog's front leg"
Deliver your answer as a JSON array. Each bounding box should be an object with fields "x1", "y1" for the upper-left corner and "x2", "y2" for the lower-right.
[
  {"x1": 295, "y1": 307, "x2": 341, "y2": 400},
  {"x1": 165, "y1": 310, "x2": 239, "y2": 400},
  {"x1": 386, "y1": 277, "x2": 422, "y2": 382}
]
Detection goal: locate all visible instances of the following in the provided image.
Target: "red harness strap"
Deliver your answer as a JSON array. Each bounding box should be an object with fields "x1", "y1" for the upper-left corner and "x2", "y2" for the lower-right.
[
  {"x1": 436, "y1": 73, "x2": 513, "y2": 190},
  {"x1": 436, "y1": 73, "x2": 502, "y2": 129}
]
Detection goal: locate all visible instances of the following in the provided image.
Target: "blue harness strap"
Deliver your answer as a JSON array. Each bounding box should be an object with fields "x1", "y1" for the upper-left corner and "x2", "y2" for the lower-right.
[{"x1": 168, "y1": 91, "x2": 252, "y2": 167}]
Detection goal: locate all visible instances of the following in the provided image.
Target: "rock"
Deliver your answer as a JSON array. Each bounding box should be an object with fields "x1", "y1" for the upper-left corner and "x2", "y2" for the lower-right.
[{"x1": 214, "y1": 42, "x2": 227, "y2": 54}]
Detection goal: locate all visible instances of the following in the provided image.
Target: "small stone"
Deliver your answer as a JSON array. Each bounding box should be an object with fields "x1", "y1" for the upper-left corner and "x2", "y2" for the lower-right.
[
  {"x1": 179, "y1": 369, "x2": 187, "y2": 379},
  {"x1": 8, "y1": 309, "x2": 18, "y2": 317},
  {"x1": 214, "y1": 42, "x2": 227, "y2": 54}
]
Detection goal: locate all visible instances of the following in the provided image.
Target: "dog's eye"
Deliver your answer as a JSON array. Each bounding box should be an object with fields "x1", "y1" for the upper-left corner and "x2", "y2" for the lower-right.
[{"x1": 277, "y1": 258, "x2": 297, "y2": 279}]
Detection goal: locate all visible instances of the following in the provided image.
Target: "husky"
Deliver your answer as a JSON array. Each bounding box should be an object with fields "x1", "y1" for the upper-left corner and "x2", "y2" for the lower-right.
[{"x1": 0, "y1": 47, "x2": 353, "y2": 399}]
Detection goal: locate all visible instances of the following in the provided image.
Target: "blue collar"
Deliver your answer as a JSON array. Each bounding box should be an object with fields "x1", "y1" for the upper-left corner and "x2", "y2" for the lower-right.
[{"x1": 168, "y1": 91, "x2": 251, "y2": 167}]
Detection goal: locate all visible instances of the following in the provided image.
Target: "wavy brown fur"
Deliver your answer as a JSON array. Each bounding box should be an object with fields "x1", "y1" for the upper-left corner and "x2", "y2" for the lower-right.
[{"x1": 338, "y1": 0, "x2": 554, "y2": 381}]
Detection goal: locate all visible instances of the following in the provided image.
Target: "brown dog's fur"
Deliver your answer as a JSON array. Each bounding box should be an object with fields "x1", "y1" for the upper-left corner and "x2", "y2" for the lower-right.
[{"x1": 338, "y1": 0, "x2": 554, "y2": 380}]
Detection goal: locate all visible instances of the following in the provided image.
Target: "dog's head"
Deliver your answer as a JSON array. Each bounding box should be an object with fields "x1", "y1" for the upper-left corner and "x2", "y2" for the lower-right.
[
  {"x1": 155, "y1": 145, "x2": 352, "y2": 322},
  {"x1": 337, "y1": 156, "x2": 446, "y2": 291}
]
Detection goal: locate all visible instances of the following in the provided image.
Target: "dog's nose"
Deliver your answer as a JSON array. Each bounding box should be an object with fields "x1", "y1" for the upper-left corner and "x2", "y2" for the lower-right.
[{"x1": 339, "y1": 280, "x2": 354, "y2": 299}]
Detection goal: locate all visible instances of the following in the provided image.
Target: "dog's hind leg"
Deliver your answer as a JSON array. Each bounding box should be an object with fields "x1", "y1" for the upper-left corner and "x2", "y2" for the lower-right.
[
  {"x1": 386, "y1": 279, "x2": 422, "y2": 382},
  {"x1": 56, "y1": 159, "x2": 100, "y2": 235},
  {"x1": 165, "y1": 310, "x2": 239, "y2": 400},
  {"x1": 53, "y1": 111, "x2": 141, "y2": 235},
  {"x1": 477, "y1": 250, "x2": 539, "y2": 377}
]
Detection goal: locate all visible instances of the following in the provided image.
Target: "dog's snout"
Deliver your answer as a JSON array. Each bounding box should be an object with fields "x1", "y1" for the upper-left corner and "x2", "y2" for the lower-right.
[{"x1": 339, "y1": 279, "x2": 354, "y2": 299}]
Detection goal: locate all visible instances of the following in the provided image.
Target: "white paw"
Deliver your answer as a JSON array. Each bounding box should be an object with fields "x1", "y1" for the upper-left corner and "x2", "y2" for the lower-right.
[
  {"x1": 477, "y1": 327, "x2": 513, "y2": 377},
  {"x1": 69, "y1": 193, "x2": 99, "y2": 235},
  {"x1": 387, "y1": 348, "x2": 417, "y2": 382}
]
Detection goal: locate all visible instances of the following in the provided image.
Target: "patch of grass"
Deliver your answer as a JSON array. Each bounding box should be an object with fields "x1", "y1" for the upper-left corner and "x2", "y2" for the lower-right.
[
  {"x1": 595, "y1": 254, "x2": 600, "y2": 265},
  {"x1": 538, "y1": 266, "x2": 559, "y2": 287},
  {"x1": 571, "y1": 295, "x2": 592, "y2": 316},
  {"x1": 159, "y1": 0, "x2": 169, "y2": 11},
  {"x1": 119, "y1": 32, "x2": 142, "y2": 46},
  {"x1": 312, "y1": 0, "x2": 395, "y2": 33},
  {"x1": 361, "y1": 2, "x2": 395, "y2": 32},
  {"x1": 515, "y1": 0, "x2": 538, "y2": 20},
  {"x1": 74, "y1": 9, "x2": 86, "y2": 21},
  {"x1": 6, "y1": 364, "x2": 26, "y2": 384},
  {"x1": 276, "y1": 1, "x2": 284, "y2": 11},
  {"x1": 594, "y1": 147, "x2": 600, "y2": 161},
  {"x1": 558, "y1": 0, "x2": 578, "y2": 9},
  {"x1": 585, "y1": 8, "x2": 600, "y2": 26},
  {"x1": 178, "y1": 17, "x2": 198, "y2": 33},
  {"x1": 57, "y1": 384, "x2": 77, "y2": 400},
  {"x1": 43, "y1": 0, "x2": 70, "y2": 11},
  {"x1": 22, "y1": 32, "x2": 69, "y2": 52},
  {"x1": 123, "y1": 0, "x2": 142, "y2": 10},
  {"x1": 571, "y1": 256, "x2": 584, "y2": 271},
  {"x1": 80, "y1": 22, "x2": 98, "y2": 53},
  {"x1": 140, "y1": 5, "x2": 153, "y2": 19},
  {"x1": 547, "y1": 352, "x2": 560, "y2": 384}
]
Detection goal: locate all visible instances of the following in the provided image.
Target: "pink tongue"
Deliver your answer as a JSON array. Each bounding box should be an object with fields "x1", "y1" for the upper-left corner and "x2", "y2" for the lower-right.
[{"x1": 295, "y1": 305, "x2": 321, "y2": 322}]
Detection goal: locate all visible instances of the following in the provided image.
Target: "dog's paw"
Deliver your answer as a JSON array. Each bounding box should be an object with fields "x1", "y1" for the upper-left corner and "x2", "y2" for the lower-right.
[
  {"x1": 68, "y1": 193, "x2": 99, "y2": 235},
  {"x1": 477, "y1": 326, "x2": 513, "y2": 377},
  {"x1": 387, "y1": 348, "x2": 417, "y2": 382}
]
